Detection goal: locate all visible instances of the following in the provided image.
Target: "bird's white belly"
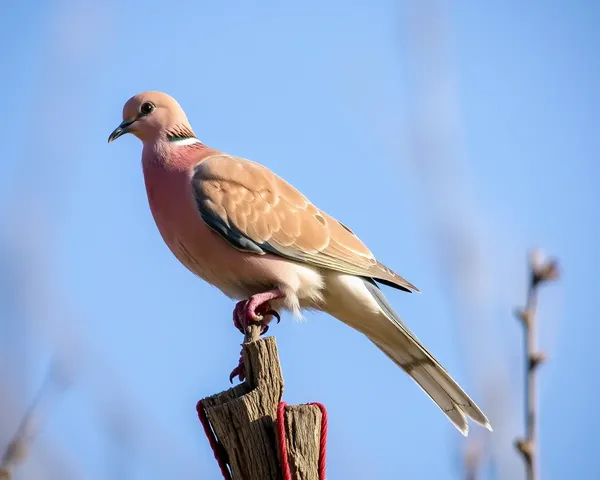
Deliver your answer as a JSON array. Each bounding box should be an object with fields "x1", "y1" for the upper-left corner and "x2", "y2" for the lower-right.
[{"x1": 172, "y1": 231, "x2": 326, "y2": 316}]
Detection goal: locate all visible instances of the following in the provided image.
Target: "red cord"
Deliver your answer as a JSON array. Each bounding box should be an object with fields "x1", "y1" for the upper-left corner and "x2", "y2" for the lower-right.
[
  {"x1": 314, "y1": 402, "x2": 328, "y2": 478},
  {"x1": 277, "y1": 401, "x2": 328, "y2": 480},
  {"x1": 199, "y1": 399, "x2": 327, "y2": 480},
  {"x1": 277, "y1": 402, "x2": 292, "y2": 479},
  {"x1": 196, "y1": 401, "x2": 232, "y2": 480}
]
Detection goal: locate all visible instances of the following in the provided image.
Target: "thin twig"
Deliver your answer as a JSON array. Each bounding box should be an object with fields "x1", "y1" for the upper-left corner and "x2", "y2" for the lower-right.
[
  {"x1": 0, "y1": 359, "x2": 70, "y2": 479},
  {"x1": 514, "y1": 250, "x2": 559, "y2": 480}
]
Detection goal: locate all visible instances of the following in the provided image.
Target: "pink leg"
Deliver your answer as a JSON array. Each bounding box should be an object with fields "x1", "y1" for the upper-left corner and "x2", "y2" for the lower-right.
[
  {"x1": 229, "y1": 288, "x2": 284, "y2": 382},
  {"x1": 232, "y1": 301, "x2": 247, "y2": 334},
  {"x1": 232, "y1": 288, "x2": 284, "y2": 335},
  {"x1": 245, "y1": 288, "x2": 284, "y2": 323},
  {"x1": 232, "y1": 300, "x2": 276, "y2": 335}
]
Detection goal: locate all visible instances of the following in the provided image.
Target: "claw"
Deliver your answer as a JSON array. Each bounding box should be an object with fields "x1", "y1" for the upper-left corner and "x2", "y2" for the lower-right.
[
  {"x1": 264, "y1": 309, "x2": 281, "y2": 324},
  {"x1": 229, "y1": 356, "x2": 245, "y2": 383},
  {"x1": 229, "y1": 366, "x2": 244, "y2": 383},
  {"x1": 250, "y1": 310, "x2": 280, "y2": 336},
  {"x1": 229, "y1": 290, "x2": 284, "y2": 382}
]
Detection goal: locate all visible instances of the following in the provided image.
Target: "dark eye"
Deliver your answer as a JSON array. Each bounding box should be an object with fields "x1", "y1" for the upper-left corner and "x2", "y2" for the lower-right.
[{"x1": 140, "y1": 102, "x2": 155, "y2": 115}]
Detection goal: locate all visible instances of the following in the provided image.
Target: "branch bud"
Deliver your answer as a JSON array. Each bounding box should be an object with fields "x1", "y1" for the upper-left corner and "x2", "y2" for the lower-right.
[{"x1": 530, "y1": 351, "x2": 547, "y2": 370}]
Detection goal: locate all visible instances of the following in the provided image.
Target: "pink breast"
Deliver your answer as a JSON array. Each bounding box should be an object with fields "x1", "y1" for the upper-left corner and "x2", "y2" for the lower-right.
[
  {"x1": 139, "y1": 150, "x2": 312, "y2": 303},
  {"x1": 142, "y1": 157, "x2": 267, "y2": 293}
]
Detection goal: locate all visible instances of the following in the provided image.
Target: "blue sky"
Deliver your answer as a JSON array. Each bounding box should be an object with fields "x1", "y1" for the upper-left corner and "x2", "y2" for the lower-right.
[{"x1": 1, "y1": 1, "x2": 598, "y2": 479}]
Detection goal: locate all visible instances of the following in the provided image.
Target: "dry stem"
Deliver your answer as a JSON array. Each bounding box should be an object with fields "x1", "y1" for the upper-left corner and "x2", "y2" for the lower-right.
[
  {"x1": 0, "y1": 359, "x2": 69, "y2": 479},
  {"x1": 514, "y1": 250, "x2": 559, "y2": 480}
]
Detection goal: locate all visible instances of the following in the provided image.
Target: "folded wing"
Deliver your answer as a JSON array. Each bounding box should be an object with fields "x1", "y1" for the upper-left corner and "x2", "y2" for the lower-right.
[{"x1": 191, "y1": 154, "x2": 418, "y2": 293}]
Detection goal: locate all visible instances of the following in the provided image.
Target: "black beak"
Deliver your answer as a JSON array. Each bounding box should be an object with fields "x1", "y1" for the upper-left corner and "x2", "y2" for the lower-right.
[{"x1": 108, "y1": 118, "x2": 136, "y2": 143}]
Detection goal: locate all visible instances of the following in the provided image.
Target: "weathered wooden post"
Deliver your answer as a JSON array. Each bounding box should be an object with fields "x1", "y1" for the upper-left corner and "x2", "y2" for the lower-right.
[{"x1": 197, "y1": 325, "x2": 327, "y2": 480}]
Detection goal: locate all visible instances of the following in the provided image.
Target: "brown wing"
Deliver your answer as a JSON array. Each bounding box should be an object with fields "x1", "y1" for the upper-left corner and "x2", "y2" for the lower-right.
[{"x1": 191, "y1": 154, "x2": 418, "y2": 293}]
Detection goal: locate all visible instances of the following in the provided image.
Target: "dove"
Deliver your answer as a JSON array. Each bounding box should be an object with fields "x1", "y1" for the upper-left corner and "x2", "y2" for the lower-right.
[{"x1": 108, "y1": 91, "x2": 491, "y2": 435}]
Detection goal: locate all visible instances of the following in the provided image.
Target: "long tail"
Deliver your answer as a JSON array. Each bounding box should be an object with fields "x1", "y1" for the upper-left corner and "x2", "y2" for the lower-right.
[
  {"x1": 330, "y1": 277, "x2": 492, "y2": 436},
  {"x1": 364, "y1": 280, "x2": 491, "y2": 435}
]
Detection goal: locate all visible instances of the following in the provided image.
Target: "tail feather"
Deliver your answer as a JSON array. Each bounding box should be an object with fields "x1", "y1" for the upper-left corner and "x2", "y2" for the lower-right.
[
  {"x1": 363, "y1": 280, "x2": 492, "y2": 435},
  {"x1": 372, "y1": 339, "x2": 470, "y2": 435}
]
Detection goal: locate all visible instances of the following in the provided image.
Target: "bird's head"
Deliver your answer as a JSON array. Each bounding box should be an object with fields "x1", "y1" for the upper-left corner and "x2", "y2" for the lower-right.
[{"x1": 108, "y1": 91, "x2": 195, "y2": 144}]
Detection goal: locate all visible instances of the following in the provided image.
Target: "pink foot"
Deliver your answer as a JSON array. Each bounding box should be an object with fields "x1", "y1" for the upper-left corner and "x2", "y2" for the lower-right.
[
  {"x1": 231, "y1": 289, "x2": 283, "y2": 335},
  {"x1": 232, "y1": 301, "x2": 247, "y2": 334},
  {"x1": 229, "y1": 288, "x2": 284, "y2": 383},
  {"x1": 229, "y1": 354, "x2": 246, "y2": 383}
]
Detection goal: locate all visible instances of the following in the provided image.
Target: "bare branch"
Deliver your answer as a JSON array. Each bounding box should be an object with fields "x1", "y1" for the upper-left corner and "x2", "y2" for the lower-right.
[
  {"x1": 0, "y1": 359, "x2": 70, "y2": 478},
  {"x1": 514, "y1": 249, "x2": 559, "y2": 480}
]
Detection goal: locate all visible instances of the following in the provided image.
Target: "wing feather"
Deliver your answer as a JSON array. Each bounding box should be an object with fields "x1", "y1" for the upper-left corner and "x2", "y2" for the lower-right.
[{"x1": 192, "y1": 154, "x2": 419, "y2": 292}]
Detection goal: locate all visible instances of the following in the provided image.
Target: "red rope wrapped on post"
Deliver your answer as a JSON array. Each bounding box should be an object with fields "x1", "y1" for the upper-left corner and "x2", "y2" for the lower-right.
[
  {"x1": 197, "y1": 331, "x2": 327, "y2": 480},
  {"x1": 198, "y1": 398, "x2": 328, "y2": 480},
  {"x1": 197, "y1": 400, "x2": 232, "y2": 480},
  {"x1": 277, "y1": 401, "x2": 328, "y2": 480}
]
